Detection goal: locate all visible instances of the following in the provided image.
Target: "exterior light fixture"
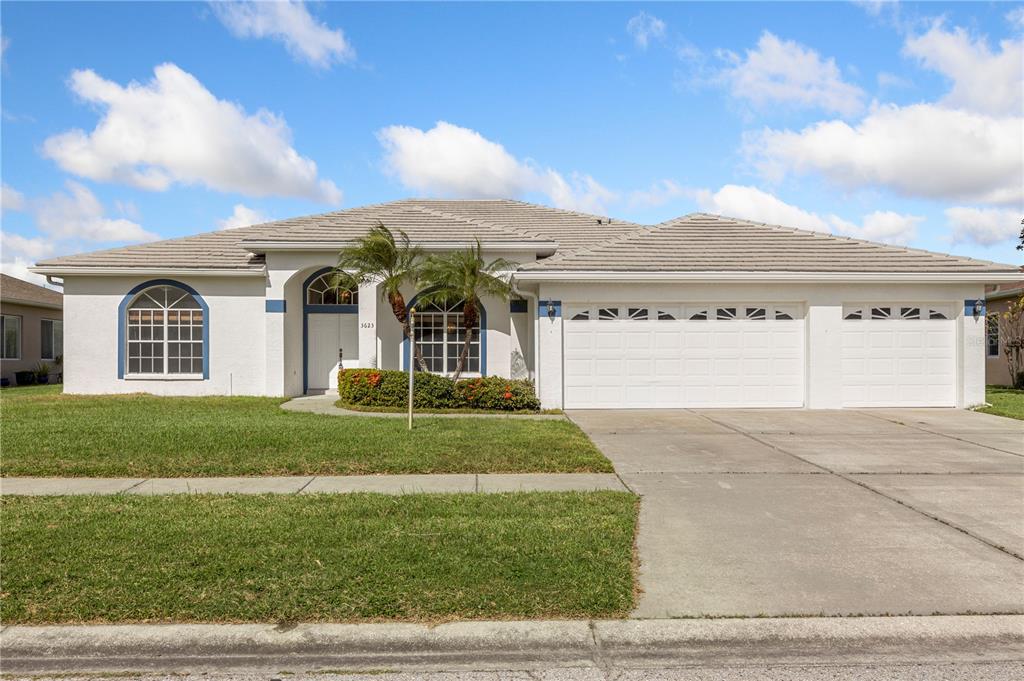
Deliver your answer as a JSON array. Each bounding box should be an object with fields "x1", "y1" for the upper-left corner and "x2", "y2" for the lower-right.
[
  {"x1": 547, "y1": 301, "x2": 556, "y2": 319},
  {"x1": 973, "y1": 299, "x2": 985, "y2": 319}
]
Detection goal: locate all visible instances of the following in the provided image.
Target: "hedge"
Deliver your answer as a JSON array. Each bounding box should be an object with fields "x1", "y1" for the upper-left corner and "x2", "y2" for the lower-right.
[{"x1": 338, "y1": 369, "x2": 540, "y2": 411}]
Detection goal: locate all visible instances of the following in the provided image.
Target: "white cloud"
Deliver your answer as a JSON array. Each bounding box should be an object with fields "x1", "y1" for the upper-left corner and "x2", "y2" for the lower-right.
[
  {"x1": 946, "y1": 207, "x2": 1023, "y2": 247},
  {"x1": 876, "y1": 71, "x2": 911, "y2": 90},
  {"x1": 695, "y1": 184, "x2": 921, "y2": 245},
  {"x1": 217, "y1": 203, "x2": 269, "y2": 230},
  {"x1": 33, "y1": 181, "x2": 158, "y2": 243},
  {"x1": 1, "y1": 232, "x2": 56, "y2": 261},
  {"x1": 718, "y1": 32, "x2": 864, "y2": 115},
  {"x1": 626, "y1": 12, "x2": 666, "y2": 50},
  {"x1": 377, "y1": 121, "x2": 616, "y2": 213},
  {"x1": 0, "y1": 257, "x2": 50, "y2": 287},
  {"x1": 1, "y1": 183, "x2": 25, "y2": 212},
  {"x1": 628, "y1": 179, "x2": 692, "y2": 208},
  {"x1": 211, "y1": 0, "x2": 355, "y2": 68},
  {"x1": 1008, "y1": 7, "x2": 1024, "y2": 30},
  {"x1": 904, "y1": 23, "x2": 1023, "y2": 116},
  {"x1": 42, "y1": 63, "x2": 342, "y2": 204},
  {"x1": 749, "y1": 103, "x2": 1023, "y2": 205}
]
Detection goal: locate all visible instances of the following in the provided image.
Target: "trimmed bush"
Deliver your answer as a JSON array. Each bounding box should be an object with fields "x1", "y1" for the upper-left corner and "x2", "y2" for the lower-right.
[{"x1": 339, "y1": 369, "x2": 540, "y2": 411}]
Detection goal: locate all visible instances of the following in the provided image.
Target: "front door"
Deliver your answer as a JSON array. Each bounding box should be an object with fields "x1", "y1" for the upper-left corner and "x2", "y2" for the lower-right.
[{"x1": 307, "y1": 314, "x2": 359, "y2": 392}]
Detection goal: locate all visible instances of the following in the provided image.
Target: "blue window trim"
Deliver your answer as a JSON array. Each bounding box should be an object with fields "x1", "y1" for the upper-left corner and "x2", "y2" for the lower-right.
[
  {"x1": 402, "y1": 292, "x2": 487, "y2": 376},
  {"x1": 266, "y1": 299, "x2": 286, "y2": 313},
  {"x1": 118, "y1": 279, "x2": 209, "y2": 380},
  {"x1": 302, "y1": 267, "x2": 360, "y2": 394},
  {"x1": 509, "y1": 299, "x2": 528, "y2": 313}
]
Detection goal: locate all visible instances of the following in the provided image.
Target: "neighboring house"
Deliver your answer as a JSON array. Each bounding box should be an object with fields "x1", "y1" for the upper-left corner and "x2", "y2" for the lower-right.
[
  {"x1": 985, "y1": 280, "x2": 1024, "y2": 387},
  {"x1": 30, "y1": 199, "x2": 1021, "y2": 409},
  {"x1": 0, "y1": 273, "x2": 64, "y2": 385}
]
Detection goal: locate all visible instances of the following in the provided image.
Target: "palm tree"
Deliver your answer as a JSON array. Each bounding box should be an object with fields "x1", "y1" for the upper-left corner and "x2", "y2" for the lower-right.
[
  {"x1": 416, "y1": 241, "x2": 515, "y2": 382},
  {"x1": 331, "y1": 223, "x2": 429, "y2": 371}
]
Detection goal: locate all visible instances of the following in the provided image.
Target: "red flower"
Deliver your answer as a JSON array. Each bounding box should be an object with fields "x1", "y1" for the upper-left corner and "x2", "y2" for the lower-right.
[{"x1": 503, "y1": 391, "x2": 513, "y2": 400}]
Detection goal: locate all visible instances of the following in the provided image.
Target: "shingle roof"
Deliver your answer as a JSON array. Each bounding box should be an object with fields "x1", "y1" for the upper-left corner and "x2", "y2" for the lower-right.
[
  {"x1": 0, "y1": 273, "x2": 63, "y2": 307},
  {"x1": 33, "y1": 202, "x2": 1019, "y2": 276},
  {"x1": 34, "y1": 199, "x2": 640, "y2": 271},
  {"x1": 521, "y1": 213, "x2": 1020, "y2": 274}
]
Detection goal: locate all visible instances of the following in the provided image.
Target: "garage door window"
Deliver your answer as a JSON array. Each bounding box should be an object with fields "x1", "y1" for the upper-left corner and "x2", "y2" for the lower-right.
[{"x1": 844, "y1": 305, "x2": 950, "y2": 321}]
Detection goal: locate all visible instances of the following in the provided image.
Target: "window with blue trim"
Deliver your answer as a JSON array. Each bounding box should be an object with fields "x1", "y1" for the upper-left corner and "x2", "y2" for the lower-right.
[
  {"x1": 415, "y1": 300, "x2": 480, "y2": 374},
  {"x1": 126, "y1": 285, "x2": 204, "y2": 375}
]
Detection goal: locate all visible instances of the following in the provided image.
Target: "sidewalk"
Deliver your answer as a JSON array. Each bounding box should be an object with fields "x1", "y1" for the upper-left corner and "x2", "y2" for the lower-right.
[
  {"x1": 0, "y1": 473, "x2": 628, "y2": 496},
  {"x1": 2, "y1": 616, "x2": 1021, "y2": 675},
  {"x1": 282, "y1": 394, "x2": 565, "y2": 420}
]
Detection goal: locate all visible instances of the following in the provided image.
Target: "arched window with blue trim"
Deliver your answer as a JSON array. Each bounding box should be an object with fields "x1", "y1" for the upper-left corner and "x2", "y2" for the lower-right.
[
  {"x1": 306, "y1": 272, "x2": 359, "y2": 306},
  {"x1": 124, "y1": 284, "x2": 205, "y2": 376}
]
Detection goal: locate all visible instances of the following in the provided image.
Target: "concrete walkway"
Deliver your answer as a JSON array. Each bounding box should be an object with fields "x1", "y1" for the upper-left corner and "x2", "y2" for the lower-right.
[
  {"x1": 0, "y1": 473, "x2": 627, "y2": 496},
  {"x1": 2, "y1": 615, "x2": 1021, "y2": 675},
  {"x1": 281, "y1": 394, "x2": 565, "y2": 420}
]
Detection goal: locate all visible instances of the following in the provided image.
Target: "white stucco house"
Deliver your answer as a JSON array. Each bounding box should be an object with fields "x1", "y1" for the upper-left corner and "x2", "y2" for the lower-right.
[{"x1": 31, "y1": 199, "x2": 1021, "y2": 409}]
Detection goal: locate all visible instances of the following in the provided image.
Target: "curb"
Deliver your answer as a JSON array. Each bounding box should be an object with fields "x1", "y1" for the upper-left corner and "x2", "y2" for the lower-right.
[{"x1": 3, "y1": 615, "x2": 1022, "y2": 674}]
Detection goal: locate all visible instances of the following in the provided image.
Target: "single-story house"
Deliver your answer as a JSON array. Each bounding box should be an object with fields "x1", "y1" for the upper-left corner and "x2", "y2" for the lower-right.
[
  {"x1": 0, "y1": 273, "x2": 64, "y2": 385},
  {"x1": 31, "y1": 199, "x2": 1021, "y2": 409},
  {"x1": 985, "y1": 280, "x2": 1024, "y2": 387}
]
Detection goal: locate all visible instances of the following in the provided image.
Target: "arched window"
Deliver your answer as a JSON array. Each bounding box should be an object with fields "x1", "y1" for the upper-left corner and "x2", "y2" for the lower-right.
[
  {"x1": 306, "y1": 273, "x2": 358, "y2": 305},
  {"x1": 414, "y1": 300, "x2": 480, "y2": 374},
  {"x1": 125, "y1": 285, "x2": 204, "y2": 375}
]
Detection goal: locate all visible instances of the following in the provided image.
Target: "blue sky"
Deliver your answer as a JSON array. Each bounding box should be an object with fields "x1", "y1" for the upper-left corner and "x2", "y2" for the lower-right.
[{"x1": 2, "y1": 1, "x2": 1022, "y2": 284}]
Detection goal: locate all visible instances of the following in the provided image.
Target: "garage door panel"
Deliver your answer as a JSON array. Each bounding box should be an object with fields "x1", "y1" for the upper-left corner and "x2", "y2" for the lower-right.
[
  {"x1": 563, "y1": 302, "x2": 805, "y2": 408},
  {"x1": 840, "y1": 304, "x2": 955, "y2": 407}
]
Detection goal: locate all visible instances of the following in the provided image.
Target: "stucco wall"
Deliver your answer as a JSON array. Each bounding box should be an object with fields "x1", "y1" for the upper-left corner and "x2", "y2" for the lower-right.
[
  {"x1": 61, "y1": 275, "x2": 266, "y2": 396},
  {"x1": 535, "y1": 281, "x2": 985, "y2": 409},
  {"x1": 0, "y1": 301, "x2": 63, "y2": 384}
]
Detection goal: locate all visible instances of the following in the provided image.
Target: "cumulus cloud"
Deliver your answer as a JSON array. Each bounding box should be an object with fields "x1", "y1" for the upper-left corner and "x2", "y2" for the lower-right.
[
  {"x1": 377, "y1": 121, "x2": 616, "y2": 213},
  {"x1": 626, "y1": 12, "x2": 666, "y2": 50},
  {"x1": 211, "y1": 0, "x2": 355, "y2": 68},
  {"x1": 748, "y1": 104, "x2": 1023, "y2": 205},
  {"x1": 695, "y1": 184, "x2": 921, "y2": 245},
  {"x1": 746, "y1": 24, "x2": 1023, "y2": 207},
  {"x1": 217, "y1": 203, "x2": 269, "y2": 230},
  {"x1": 718, "y1": 32, "x2": 864, "y2": 115},
  {"x1": 904, "y1": 23, "x2": 1023, "y2": 116},
  {"x1": 1008, "y1": 7, "x2": 1024, "y2": 30},
  {"x1": 1, "y1": 183, "x2": 25, "y2": 212},
  {"x1": 946, "y1": 207, "x2": 1023, "y2": 247},
  {"x1": 33, "y1": 181, "x2": 158, "y2": 243},
  {"x1": 42, "y1": 63, "x2": 342, "y2": 204},
  {"x1": 628, "y1": 179, "x2": 692, "y2": 208}
]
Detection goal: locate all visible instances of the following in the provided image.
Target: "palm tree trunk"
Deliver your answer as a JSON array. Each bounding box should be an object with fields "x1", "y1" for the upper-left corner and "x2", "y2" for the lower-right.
[
  {"x1": 389, "y1": 291, "x2": 429, "y2": 372},
  {"x1": 450, "y1": 299, "x2": 478, "y2": 383}
]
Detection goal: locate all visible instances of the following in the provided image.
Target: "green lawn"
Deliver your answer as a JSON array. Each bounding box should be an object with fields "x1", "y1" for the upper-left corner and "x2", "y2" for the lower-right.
[
  {"x1": 979, "y1": 386, "x2": 1024, "y2": 421},
  {"x1": 0, "y1": 392, "x2": 610, "y2": 477},
  {"x1": 0, "y1": 491, "x2": 638, "y2": 623}
]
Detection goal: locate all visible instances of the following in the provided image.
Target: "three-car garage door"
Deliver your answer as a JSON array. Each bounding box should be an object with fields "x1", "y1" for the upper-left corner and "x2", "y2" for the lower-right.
[{"x1": 563, "y1": 303, "x2": 805, "y2": 408}]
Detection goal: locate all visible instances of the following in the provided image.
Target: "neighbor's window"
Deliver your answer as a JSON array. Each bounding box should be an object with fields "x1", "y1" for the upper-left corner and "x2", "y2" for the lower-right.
[
  {"x1": 414, "y1": 300, "x2": 480, "y2": 374},
  {"x1": 41, "y1": 319, "x2": 63, "y2": 360},
  {"x1": 988, "y1": 316, "x2": 1000, "y2": 357},
  {"x1": 126, "y1": 285, "x2": 204, "y2": 376},
  {"x1": 1, "y1": 315, "x2": 21, "y2": 359}
]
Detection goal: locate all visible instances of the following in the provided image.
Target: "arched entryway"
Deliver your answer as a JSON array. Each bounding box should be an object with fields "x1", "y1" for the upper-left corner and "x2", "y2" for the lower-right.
[{"x1": 303, "y1": 268, "x2": 359, "y2": 393}]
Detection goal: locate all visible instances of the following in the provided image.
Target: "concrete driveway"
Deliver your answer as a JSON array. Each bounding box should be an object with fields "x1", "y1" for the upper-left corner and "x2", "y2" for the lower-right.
[{"x1": 568, "y1": 408, "x2": 1024, "y2": 619}]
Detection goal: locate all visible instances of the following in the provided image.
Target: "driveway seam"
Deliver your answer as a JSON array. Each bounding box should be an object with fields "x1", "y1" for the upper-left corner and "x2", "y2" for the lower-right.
[
  {"x1": 857, "y1": 411, "x2": 1024, "y2": 459},
  {"x1": 690, "y1": 411, "x2": 1024, "y2": 563}
]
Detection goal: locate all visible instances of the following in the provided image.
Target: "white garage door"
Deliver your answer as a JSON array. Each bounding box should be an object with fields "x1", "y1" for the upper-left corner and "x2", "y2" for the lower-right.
[
  {"x1": 840, "y1": 304, "x2": 956, "y2": 407},
  {"x1": 563, "y1": 304, "x2": 805, "y2": 408}
]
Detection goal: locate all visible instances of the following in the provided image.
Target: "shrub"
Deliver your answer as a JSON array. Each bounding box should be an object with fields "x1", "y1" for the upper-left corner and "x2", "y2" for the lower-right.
[{"x1": 338, "y1": 369, "x2": 539, "y2": 411}]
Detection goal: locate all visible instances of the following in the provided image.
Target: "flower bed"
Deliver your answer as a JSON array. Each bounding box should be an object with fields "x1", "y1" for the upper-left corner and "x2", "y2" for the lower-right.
[{"x1": 339, "y1": 369, "x2": 540, "y2": 411}]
